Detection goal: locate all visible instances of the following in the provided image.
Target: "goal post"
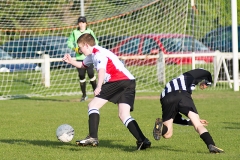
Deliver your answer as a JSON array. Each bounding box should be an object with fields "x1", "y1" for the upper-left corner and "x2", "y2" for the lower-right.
[
  {"x1": 0, "y1": 0, "x2": 238, "y2": 99},
  {"x1": 231, "y1": 0, "x2": 239, "y2": 91}
]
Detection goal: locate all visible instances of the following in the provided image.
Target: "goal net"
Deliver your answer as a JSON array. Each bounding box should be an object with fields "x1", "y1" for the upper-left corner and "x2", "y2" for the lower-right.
[{"x1": 0, "y1": 0, "x2": 235, "y2": 99}]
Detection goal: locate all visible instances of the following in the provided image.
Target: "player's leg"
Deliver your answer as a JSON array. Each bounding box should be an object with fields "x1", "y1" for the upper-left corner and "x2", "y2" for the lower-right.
[
  {"x1": 118, "y1": 103, "x2": 151, "y2": 150},
  {"x1": 77, "y1": 67, "x2": 87, "y2": 102},
  {"x1": 188, "y1": 111, "x2": 224, "y2": 153},
  {"x1": 76, "y1": 97, "x2": 108, "y2": 146},
  {"x1": 187, "y1": 111, "x2": 207, "y2": 134},
  {"x1": 118, "y1": 80, "x2": 151, "y2": 150},
  {"x1": 179, "y1": 92, "x2": 223, "y2": 153},
  {"x1": 153, "y1": 117, "x2": 173, "y2": 140},
  {"x1": 86, "y1": 64, "x2": 97, "y2": 91},
  {"x1": 173, "y1": 112, "x2": 192, "y2": 125},
  {"x1": 153, "y1": 91, "x2": 178, "y2": 140}
]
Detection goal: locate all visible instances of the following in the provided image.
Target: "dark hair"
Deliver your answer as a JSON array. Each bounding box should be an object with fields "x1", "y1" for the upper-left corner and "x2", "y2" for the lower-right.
[
  {"x1": 77, "y1": 33, "x2": 96, "y2": 46},
  {"x1": 204, "y1": 80, "x2": 212, "y2": 86},
  {"x1": 78, "y1": 16, "x2": 87, "y2": 23}
]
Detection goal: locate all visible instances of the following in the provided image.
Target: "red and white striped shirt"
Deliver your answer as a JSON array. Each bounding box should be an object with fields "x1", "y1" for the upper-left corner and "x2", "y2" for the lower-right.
[{"x1": 82, "y1": 46, "x2": 135, "y2": 83}]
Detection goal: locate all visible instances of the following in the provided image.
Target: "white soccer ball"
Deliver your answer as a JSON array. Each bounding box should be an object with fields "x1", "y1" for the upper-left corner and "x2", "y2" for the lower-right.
[{"x1": 56, "y1": 124, "x2": 74, "y2": 142}]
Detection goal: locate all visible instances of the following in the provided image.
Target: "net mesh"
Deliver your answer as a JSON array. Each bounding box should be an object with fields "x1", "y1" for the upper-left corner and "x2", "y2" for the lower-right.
[{"x1": 0, "y1": 0, "x2": 235, "y2": 99}]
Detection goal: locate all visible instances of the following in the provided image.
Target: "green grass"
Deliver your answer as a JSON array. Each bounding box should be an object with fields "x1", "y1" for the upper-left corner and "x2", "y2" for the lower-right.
[{"x1": 0, "y1": 90, "x2": 239, "y2": 159}]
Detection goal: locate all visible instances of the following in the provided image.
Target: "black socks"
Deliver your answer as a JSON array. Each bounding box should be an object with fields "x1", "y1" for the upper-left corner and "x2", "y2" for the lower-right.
[
  {"x1": 127, "y1": 120, "x2": 146, "y2": 142},
  {"x1": 89, "y1": 113, "x2": 99, "y2": 138},
  {"x1": 90, "y1": 80, "x2": 97, "y2": 91},
  {"x1": 80, "y1": 82, "x2": 86, "y2": 97},
  {"x1": 200, "y1": 132, "x2": 215, "y2": 147}
]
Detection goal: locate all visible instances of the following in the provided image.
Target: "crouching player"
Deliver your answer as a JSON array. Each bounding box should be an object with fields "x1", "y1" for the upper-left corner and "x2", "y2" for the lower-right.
[{"x1": 153, "y1": 68, "x2": 224, "y2": 153}]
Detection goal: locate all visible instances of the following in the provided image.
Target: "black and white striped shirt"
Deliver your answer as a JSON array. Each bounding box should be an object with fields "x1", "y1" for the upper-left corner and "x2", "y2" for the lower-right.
[{"x1": 161, "y1": 68, "x2": 213, "y2": 98}]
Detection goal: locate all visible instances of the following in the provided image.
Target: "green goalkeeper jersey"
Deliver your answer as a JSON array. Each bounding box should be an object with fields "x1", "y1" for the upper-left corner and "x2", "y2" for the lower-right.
[{"x1": 67, "y1": 28, "x2": 98, "y2": 60}]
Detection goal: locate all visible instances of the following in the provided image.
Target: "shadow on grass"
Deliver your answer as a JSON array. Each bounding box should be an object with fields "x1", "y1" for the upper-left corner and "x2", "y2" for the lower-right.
[
  {"x1": 8, "y1": 96, "x2": 81, "y2": 102},
  {"x1": 101, "y1": 139, "x2": 189, "y2": 152},
  {"x1": 0, "y1": 139, "x2": 73, "y2": 147},
  {"x1": 0, "y1": 139, "x2": 149, "y2": 152},
  {"x1": 0, "y1": 138, "x2": 208, "y2": 153},
  {"x1": 222, "y1": 122, "x2": 240, "y2": 129},
  {"x1": 149, "y1": 145, "x2": 185, "y2": 152}
]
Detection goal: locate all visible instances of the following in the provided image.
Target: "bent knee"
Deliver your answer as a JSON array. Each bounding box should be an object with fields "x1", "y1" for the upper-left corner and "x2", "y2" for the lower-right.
[{"x1": 163, "y1": 132, "x2": 173, "y2": 139}]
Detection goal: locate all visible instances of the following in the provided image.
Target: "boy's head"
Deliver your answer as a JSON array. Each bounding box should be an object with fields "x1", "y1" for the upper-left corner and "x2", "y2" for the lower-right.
[
  {"x1": 77, "y1": 16, "x2": 87, "y2": 30},
  {"x1": 77, "y1": 33, "x2": 96, "y2": 55},
  {"x1": 78, "y1": 16, "x2": 87, "y2": 23},
  {"x1": 199, "y1": 80, "x2": 211, "y2": 90}
]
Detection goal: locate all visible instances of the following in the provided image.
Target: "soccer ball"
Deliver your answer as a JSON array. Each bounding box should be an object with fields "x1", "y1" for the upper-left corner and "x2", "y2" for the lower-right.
[{"x1": 56, "y1": 124, "x2": 74, "y2": 142}]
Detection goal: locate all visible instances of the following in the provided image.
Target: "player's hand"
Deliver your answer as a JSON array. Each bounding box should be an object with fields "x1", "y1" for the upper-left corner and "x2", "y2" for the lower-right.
[
  {"x1": 200, "y1": 119, "x2": 208, "y2": 126},
  {"x1": 94, "y1": 86, "x2": 101, "y2": 96},
  {"x1": 62, "y1": 54, "x2": 72, "y2": 64}
]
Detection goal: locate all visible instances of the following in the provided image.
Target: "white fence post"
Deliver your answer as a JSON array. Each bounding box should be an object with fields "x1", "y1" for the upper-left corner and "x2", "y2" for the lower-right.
[
  {"x1": 192, "y1": 51, "x2": 195, "y2": 69},
  {"x1": 157, "y1": 52, "x2": 165, "y2": 84},
  {"x1": 213, "y1": 50, "x2": 220, "y2": 87},
  {"x1": 41, "y1": 54, "x2": 50, "y2": 87}
]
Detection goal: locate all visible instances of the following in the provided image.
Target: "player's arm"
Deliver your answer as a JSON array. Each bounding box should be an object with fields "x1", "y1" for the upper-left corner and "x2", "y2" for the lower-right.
[
  {"x1": 94, "y1": 68, "x2": 105, "y2": 96},
  {"x1": 67, "y1": 32, "x2": 75, "y2": 50},
  {"x1": 62, "y1": 54, "x2": 83, "y2": 68}
]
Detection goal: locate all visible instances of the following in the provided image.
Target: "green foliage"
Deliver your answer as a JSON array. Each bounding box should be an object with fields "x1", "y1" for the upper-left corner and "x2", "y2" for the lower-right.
[
  {"x1": 0, "y1": 0, "x2": 238, "y2": 50},
  {"x1": 0, "y1": 90, "x2": 239, "y2": 159},
  {"x1": 0, "y1": 1, "x2": 238, "y2": 37}
]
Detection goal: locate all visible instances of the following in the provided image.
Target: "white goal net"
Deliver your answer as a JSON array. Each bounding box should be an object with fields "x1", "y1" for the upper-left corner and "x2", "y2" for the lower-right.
[{"x1": 0, "y1": 0, "x2": 236, "y2": 99}]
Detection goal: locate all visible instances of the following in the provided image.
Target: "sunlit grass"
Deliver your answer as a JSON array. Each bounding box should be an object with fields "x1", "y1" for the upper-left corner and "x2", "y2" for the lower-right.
[{"x1": 0, "y1": 90, "x2": 239, "y2": 159}]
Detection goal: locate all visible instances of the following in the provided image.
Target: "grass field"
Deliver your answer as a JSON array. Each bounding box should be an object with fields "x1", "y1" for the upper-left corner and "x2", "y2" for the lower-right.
[{"x1": 0, "y1": 90, "x2": 239, "y2": 160}]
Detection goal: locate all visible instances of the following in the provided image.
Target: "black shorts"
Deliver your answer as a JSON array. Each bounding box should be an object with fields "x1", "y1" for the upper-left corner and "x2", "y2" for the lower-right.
[
  {"x1": 160, "y1": 90, "x2": 198, "y2": 122},
  {"x1": 96, "y1": 80, "x2": 136, "y2": 111}
]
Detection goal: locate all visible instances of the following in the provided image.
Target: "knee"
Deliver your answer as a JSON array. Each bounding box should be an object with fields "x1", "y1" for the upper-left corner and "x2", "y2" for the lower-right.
[
  {"x1": 79, "y1": 79, "x2": 86, "y2": 83},
  {"x1": 90, "y1": 76, "x2": 96, "y2": 81},
  {"x1": 163, "y1": 131, "x2": 173, "y2": 139}
]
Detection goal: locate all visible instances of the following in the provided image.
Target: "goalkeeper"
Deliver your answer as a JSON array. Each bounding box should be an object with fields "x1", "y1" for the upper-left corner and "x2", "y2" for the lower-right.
[
  {"x1": 67, "y1": 16, "x2": 98, "y2": 102},
  {"x1": 153, "y1": 68, "x2": 224, "y2": 153}
]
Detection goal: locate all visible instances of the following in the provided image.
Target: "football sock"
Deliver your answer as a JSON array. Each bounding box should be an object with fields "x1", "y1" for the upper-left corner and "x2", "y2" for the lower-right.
[
  {"x1": 80, "y1": 81, "x2": 86, "y2": 97},
  {"x1": 125, "y1": 118, "x2": 146, "y2": 142},
  {"x1": 162, "y1": 124, "x2": 168, "y2": 135},
  {"x1": 88, "y1": 109, "x2": 100, "y2": 138},
  {"x1": 200, "y1": 132, "x2": 215, "y2": 147},
  {"x1": 90, "y1": 79, "x2": 97, "y2": 91}
]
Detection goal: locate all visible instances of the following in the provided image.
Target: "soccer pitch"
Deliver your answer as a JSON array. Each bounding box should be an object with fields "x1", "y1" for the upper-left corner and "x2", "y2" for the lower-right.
[{"x1": 0, "y1": 90, "x2": 239, "y2": 160}]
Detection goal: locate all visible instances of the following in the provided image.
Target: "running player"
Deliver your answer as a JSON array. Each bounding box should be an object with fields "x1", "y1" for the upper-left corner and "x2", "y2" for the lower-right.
[{"x1": 63, "y1": 33, "x2": 151, "y2": 150}]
